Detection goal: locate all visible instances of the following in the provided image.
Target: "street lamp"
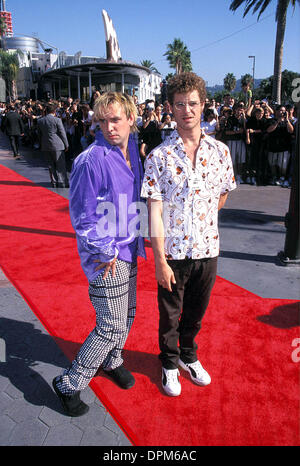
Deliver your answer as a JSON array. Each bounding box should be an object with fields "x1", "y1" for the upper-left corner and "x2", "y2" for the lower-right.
[{"x1": 248, "y1": 55, "x2": 255, "y2": 89}]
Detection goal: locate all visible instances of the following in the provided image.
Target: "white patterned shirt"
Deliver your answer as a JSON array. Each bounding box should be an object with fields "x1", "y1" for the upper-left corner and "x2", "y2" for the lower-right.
[{"x1": 141, "y1": 130, "x2": 236, "y2": 260}]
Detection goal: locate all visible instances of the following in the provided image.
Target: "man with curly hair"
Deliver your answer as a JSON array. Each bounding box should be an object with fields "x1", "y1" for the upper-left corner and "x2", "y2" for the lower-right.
[{"x1": 142, "y1": 72, "x2": 236, "y2": 396}]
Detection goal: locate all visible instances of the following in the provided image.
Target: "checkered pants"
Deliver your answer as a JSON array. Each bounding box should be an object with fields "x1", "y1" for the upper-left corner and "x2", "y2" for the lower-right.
[{"x1": 56, "y1": 259, "x2": 137, "y2": 394}]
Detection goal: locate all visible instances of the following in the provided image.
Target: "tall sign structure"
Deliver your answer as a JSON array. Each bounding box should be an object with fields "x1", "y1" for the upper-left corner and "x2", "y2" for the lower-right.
[
  {"x1": 0, "y1": 0, "x2": 13, "y2": 37},
  {"x1": 102, "y1": 9, "x2": 121, "y2": 62}
]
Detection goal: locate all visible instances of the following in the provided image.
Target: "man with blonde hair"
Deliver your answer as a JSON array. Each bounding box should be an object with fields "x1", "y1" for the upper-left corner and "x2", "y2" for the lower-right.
[{"x1": 52, "y1": 92, "x2": 146, "y2": 416}]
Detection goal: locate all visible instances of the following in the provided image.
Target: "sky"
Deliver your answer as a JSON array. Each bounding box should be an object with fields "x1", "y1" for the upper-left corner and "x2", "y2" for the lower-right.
[{"x1": 8, "y1": 0, "x2": 300, "y2": 86}]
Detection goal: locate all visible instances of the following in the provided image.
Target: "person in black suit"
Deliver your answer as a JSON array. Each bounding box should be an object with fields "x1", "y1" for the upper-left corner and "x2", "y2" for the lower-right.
[
  {"x1": 37, "y1": 103, "x2": 69, "y2": 188},
  {"x1": 1, "y1": 105, "x2": 24, "y2": 159}
]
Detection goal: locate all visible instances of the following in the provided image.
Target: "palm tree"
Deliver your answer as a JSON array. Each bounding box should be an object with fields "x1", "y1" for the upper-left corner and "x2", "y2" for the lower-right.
[
  {"x1": 240, "y1": 73, "x2": 254, "y2": 90},
  {"x1": 165, "y1": 73, "x2": 174, "y2": 82},
  {"x1": 229, "y1": 0, "x2": 300, "y2": 104},
  {"x1": 0, "y1": 50, "x2": 21, "y2": 100},
  {"x1": 164, "y1": 38, "x2": 192, "y2": 74},
  {"x1": 224, "y1": 72, "x2": 237, "y2": 92},
  {"x1": 140, "y1": 59, "x2": 159, "y2": 73}
]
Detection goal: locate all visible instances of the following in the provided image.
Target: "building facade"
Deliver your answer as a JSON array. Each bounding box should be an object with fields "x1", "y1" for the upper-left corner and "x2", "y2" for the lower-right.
[
  {"x1": 0, "y1": 9, "x2": 162, "y2": 103},
  {"x1": 0, "y1": 9, "x2": 12, "y2": 37}
]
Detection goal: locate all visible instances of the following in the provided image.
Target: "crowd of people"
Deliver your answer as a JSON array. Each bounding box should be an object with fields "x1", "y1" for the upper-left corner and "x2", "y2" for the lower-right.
[
  {"x1": 0, "y1": 94, "x2": 101, "y2": 171},
  {"x1": 136, "y1": 93, "x2": 297, "y2": 188},
  {"x1": 0, "y1": 86, "x2": 297, "y2": 188}
]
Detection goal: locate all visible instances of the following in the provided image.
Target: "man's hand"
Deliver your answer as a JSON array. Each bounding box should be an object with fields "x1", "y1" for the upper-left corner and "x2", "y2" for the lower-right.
[
  {"x1": 93, "y1": 257, "x2": 117, "y2": 279},
  {"x1": 156, "y1": 261, "x2": 176, "y2": 292},
  {"x1": 148, "y1": 198, "x2": 176, "y2": 291},
  {"x1": 218, "y1": 192, "x2": 228, "y2": 210}
]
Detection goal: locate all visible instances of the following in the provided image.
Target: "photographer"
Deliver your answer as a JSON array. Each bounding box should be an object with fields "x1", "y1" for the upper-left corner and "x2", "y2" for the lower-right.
[
  {"x1": 79, "y1": 104, "x2": 94, "y2": 150},
  {"x1": 260, "y1": 99, "x2": 274, "y2": 116},
  {"x1": 139, "y1": 101, "x2": 162, "y2": 165},
  {"x1": 160, "y1": 113, "x2": 177, "y2": 141},
  {"x1": 201, "y1": 108, "x2": 219, "y2": 139},
  {"x1": 223, "y1": 104, "x2": 247, "y2": 183},
  {"x1": 266, "y1": 105, "x2": 294, "y2": 186},
  {"x1": 216, "y1": 106, "x2": 232, "y2": 142},
  {"x1": 245, "y1": 107, "x2": 269, "y2": 185}
]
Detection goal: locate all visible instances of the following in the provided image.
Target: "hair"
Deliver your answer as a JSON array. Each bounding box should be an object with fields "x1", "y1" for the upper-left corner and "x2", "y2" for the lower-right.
[
  {"x1": 45, "y1": 103, "x2": 58, "y2": 114},
  {"x1": 80, "y1": 103, "x2": 91, "y2": 112},
  {"x1": 221, "y1": 106, "x2": 232, "y2": 116},
  {"x1": 254, "y1": 107, "x2": 264, "y2": 116},
  {"x1": 204, "y1": 108, "x2": 215, "y2": 121},
  {"x1": 286, "y1": 104, "x2": 294, "y2": 111},
  {"x1": 233, "y1": 103, "x2": 244, "y2": 112},
  {"x1": 93, "y1": 91, "x2": 138, "y2": 132},
  {"x1": 167, "y1": 72, "x2": 206, "y2": 105}
]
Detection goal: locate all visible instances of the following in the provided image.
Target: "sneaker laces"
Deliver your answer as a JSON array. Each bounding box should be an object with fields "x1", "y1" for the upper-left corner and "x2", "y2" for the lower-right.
[
  {"x1": 187, "y1": 361, "x2": 205, "y2": 377},
  {"x1": 165, "y1": 368, "x2": 179, "y2": 384}
]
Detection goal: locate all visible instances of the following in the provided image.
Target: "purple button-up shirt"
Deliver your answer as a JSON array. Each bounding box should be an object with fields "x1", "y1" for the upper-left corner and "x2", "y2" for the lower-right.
[{"x1": 69, "y1": 131, "x2": 146, "y2": 282}]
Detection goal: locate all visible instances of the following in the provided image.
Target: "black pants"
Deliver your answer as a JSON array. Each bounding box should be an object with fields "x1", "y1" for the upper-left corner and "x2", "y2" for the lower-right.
[
  {"x1": 158, "y1": 257, "x2": 217, "y2": 369},
  {"x1": 44, "y1": 150, "x2": 68, "y2": 187},
  {"x1": 8, "y1": 135, "x2": 20, "y2": 156}
]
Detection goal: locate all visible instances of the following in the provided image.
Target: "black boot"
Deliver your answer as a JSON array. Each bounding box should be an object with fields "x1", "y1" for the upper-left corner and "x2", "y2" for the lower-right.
[
  {"x1": 52, "y1": 377, "x2": 89, "y2": 417},
  {"x1": 104, "y1": 365, "x2": 135, "y2": 389}
]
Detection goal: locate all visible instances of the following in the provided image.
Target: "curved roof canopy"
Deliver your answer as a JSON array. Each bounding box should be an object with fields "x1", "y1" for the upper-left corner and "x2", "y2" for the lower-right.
[{"x1": 41, "y1": 60, "x2": 152, "y2": 81}]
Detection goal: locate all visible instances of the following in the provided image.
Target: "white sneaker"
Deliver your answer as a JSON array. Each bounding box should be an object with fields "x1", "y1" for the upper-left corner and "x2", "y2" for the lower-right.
[
  {"x1": 178, "y1": 359, "x2": 211, "y2": 386},
  {"x1": 161, "y1": 368, "x2": 181, "y2": 396}
]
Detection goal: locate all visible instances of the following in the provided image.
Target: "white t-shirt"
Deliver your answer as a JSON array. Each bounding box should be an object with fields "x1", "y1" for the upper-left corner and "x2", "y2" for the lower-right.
[
  {"x1": 201, "y1": 119, "x2": 217, "y2": 138},
  {"x1": 83, "y1": 110, "x2": 94, "y2": 124},
  {"x1": 136, "y1": 115, "x2": 143, "y2": 127}
]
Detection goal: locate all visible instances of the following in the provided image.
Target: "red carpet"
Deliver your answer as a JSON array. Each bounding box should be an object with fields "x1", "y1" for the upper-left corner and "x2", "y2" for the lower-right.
[{"x1": 0, "y1": 164, "x2": 299, "y2": 446}]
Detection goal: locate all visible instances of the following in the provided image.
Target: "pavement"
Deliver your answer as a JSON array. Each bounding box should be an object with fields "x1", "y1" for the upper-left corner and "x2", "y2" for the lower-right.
[{"x1": 0, "y1": 133, "x2": 299, "y2": 447}]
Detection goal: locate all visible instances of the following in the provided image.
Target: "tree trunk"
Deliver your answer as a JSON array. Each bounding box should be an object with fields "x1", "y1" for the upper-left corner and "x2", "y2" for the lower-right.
[
  {"x1": 272, "y1": 0, "x2": 289, "y2": 104},
  {"x1": 176, "y1": 58, "x2": 182, "y2": 75},
  {"x1": 12, "y1": 80, "x2": 17, "y2": 100}
]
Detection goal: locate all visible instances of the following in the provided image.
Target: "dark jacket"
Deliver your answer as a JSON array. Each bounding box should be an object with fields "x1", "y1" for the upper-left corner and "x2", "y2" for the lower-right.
[
  {"x1": 1, "y1": 111, "x2": 24, "y2": 136},
  {"x1": 37, "y1": 113, "x2": 69, "y2": 151}
]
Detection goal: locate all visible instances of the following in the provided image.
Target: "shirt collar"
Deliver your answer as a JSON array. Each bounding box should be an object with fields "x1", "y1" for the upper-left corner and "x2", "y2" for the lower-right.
[
  {"x1": 95, "y1": 131, "x2": 136, "y2": 158},
  {"x1": 169, "y1": 129, "x2": 207, "y2": 151}
]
